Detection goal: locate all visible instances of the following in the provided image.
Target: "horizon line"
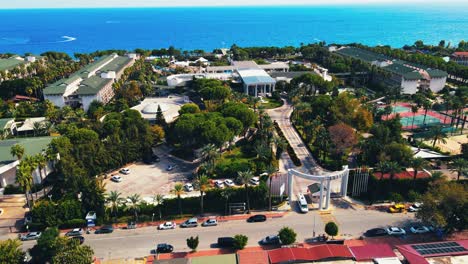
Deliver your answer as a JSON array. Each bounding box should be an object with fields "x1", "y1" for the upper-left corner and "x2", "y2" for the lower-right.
[{"x1": 1, "y1": 2, "x2": 467, "y2": 10}]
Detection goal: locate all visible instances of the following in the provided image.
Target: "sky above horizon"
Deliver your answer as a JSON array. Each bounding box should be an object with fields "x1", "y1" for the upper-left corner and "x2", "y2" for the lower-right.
[{"x1": 1, "y1": 0, "x2": 466, "y2": 9}]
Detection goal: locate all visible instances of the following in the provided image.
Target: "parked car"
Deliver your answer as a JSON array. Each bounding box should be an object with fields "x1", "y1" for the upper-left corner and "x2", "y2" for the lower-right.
[
  {"x1": 217, "y1": 237, "x2": 235, "y2": 248},
  {"x1": 181, "y1": 218, "x2": 198, "y2": 228},
  {"x1": 158, "y1": 222, "x2": 176, "y2": 230},
  {"x1": 259, "y1": 235, "x2": 281, "y2": 245},
  {"x1": 224, "y1": 179, "x2": 235, "y2": 187},
  {"x1": 249, "y1": 177, "x2": 260, "y2": 186},
  {"x1": 127, "y1": 221, "x2": 137, "y2": 229},
  {"x1": 111, "y1": 175, "x2": 122, "y2": 182},
  {"x1": 410, "y1": 225, "x2": 430, "y2": 234},
  {"x1": 156, "y1": 243, "x2": 174, "y2": 253},
  {"x1": 72, "y1": 236, "x2": 85, "y2": 244},
  {"x1": 65, "y1": 228, "x2": 83, "y2": 237},
  {"x1": 120, "y1": 168, "x2": 130, "y2": 175},
  {"x1": 95, "y1": 225, "x2": 114, "y2": 234},
  {"x1": 19, "y1": 232, "x2": 41, "y2": 241},
  {"x1": 386, "y1": 227, "x2": 406, "y2": 236},
  {"x1": 166, "y1": 165, "x2": 175, "y2": 171},
  {"x1": 408, "y1": 202, "x2": 423, "y2": 212},
  {"x1": 247, "y1": 214, "x2": 267, "y2": 222},
  {"x1": 364, "y1": 228, "x2": 388, "y2": 237},
  {"x1": 388, "y1": 204, "x2": 406, "y2": 213},
  {"x1": 214, "y1": 180, "x2": 224, "y2": 188},
  {"x1": 184, "y1": 183, "x2": 194, "y2": 192},
  {"x1": 202, "y1": 218, "x2": 218, "y2": 227}
]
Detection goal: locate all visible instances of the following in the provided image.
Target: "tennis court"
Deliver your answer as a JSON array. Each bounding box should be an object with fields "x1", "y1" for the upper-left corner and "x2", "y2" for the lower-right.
[
  {"x1": 392, "y1": 105, "x2": 411, "y2": 113},
  {"x1": 400, "y1": 115, "x2": 442, "y2": 127}
]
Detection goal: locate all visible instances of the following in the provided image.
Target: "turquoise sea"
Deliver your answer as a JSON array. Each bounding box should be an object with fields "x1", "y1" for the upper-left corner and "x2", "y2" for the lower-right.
[{"x1": 0, "y1": 5, "x2": 467, "y2": 55}]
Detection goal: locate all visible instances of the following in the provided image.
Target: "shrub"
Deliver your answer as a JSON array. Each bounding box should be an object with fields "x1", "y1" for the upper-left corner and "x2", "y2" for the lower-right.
[
  {"x1": 186, "y1": 236, "x2": 199, "y2": 252},
  {"x1": 389, "y1": 192, "x2": 404, "y2": 203},
  {"x1": 233, "y1": 234, "x2": 248, "y2": 250},
  {"x1": 274, "y1": 121, "x2": 301, "y2": 166},
  {"x1": 59, "y1": 219, "x2": 86, "y2": 229},
  {"x1": 325, "y1": 222, "x2": 339, "y2": 238},
  {"x1": 3, "y1": 185, "x2": 23, "y2": 195},
  {"x1": 278, "y1": 227, "x2": 296, "y2": 245}
]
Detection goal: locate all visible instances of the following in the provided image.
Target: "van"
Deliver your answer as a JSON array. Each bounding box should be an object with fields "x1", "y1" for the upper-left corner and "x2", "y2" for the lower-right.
[
  {"x1": 217, "y1": 237, "x2": 235, "y2": 248},
  {"x1": 181, "y1": 218, "x2": 198, "y2": 228}
]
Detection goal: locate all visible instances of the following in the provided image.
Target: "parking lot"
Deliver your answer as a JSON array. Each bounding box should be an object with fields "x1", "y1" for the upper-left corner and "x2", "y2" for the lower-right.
[{"x1": 104, "y1": 146, "x2": 197, "y2": 201}]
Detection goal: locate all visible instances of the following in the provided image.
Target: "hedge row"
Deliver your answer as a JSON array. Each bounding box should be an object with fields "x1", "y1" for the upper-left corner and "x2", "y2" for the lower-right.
[{"x1": 273, "y1": 121, "x2": 302, "y2": 166}]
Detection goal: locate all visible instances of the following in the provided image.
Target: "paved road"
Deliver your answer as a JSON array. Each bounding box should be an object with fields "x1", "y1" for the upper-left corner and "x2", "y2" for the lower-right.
[
  {"x1": 267, "y1": 99, "x2": 343, "y2": 196},
  {"x1": 20, "y1": 207, "x2": 416, "y2": 260}
]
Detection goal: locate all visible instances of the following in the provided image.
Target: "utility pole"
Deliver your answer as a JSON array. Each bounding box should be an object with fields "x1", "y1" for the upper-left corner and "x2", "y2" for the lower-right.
[{"x1": 313, "y1": 215, "x2": 316, "y2": 238}]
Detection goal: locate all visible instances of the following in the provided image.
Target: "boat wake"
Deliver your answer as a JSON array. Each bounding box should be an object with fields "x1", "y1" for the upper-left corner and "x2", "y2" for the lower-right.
[{"x1": 58, "y1": 36, "x2": 77, "y2": 43}]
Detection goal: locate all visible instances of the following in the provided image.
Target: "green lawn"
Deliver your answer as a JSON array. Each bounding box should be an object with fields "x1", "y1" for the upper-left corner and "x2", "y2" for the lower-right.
[{"x1": 261, "y1": 97, "x2": 284, "y2": 109}]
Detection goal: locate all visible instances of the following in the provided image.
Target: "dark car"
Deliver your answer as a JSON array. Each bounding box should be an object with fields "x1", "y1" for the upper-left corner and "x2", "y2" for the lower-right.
[
  {"x1": 247, "y1": 214, "x2": 267, "y2": 223},
  {"x1": 364, "y1": 228, "x2": 388, "y2": 237},
  {"x1": 156, "y1": 243, "x2": 174, "y2": 253},
  {"x1": 217, "y1": 237, "x2": 236, "y2": 248},
  {"x1": 95, "y1": 225, "x2": 114, "y2": 234},
  {"x1": 72, "y1": 236, "x2": 85, "y2": 244},
  {"x1": 259, "y1": 235, "x2": 281, "y2": 245}
]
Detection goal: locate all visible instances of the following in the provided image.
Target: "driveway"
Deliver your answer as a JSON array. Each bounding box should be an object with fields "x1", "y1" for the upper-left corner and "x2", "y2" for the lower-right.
[
  {"x1": 104, "y1": 146, "x2": 197, "y2": 201},
  {"x1": 0, "y1": 196, "x2": 27, "y2": 237}
]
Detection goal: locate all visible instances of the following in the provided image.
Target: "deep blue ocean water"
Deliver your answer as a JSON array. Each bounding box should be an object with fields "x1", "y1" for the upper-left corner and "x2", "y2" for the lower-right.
[{"x1": 0, "y1": 5, "x2": 467, "y2": 55}]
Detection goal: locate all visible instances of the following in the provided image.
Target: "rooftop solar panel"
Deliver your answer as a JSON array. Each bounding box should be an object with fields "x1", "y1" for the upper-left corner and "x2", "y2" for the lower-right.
[{"x1": 411, "y1": 242, "x2": 466, "y2": 256}]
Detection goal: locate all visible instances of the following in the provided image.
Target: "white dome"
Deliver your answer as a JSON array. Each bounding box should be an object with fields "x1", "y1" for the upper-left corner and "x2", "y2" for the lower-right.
[{"x1": 142, "y1": 103, "x2": 169, "y2": 114}]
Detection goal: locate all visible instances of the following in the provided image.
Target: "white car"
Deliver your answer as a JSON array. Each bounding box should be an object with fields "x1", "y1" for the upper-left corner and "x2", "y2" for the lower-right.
[
  {"x1": 249, "y1": 177, "x2": 260, "y2": 186},
  {"x1": 158, "y1": 222, "x2": 176, "y2": 230},
  {"x1": 184, "y1": 183, "x2": 194, "y2": 192},
  {"x1": 386, "y1": 227, "x2": 406, "y2": 236},
  {"x1": 111, "y1": 175, "x2": 122, "y2": 182},
  {"x1": 410, "y1": 225, "x2": 430, "y2": 234},
  {"x1": 215, "y1": 180, "x2": 224, "y2": 188},
  {"x1": 202, "y1": 218, "x2": 218, "y2": 227},
  {"x1": 120, "y1": 168, "x2": 130, "y2": 175},
  {"x1": 224, "y1": 179, "x2": 235, "y2": 187},
  {"x1": 408, "y1": 202, "x2": 423, "y2": 212},
  {"x1": 19, "y1": 232, "x2": 41, "y2": 241}
]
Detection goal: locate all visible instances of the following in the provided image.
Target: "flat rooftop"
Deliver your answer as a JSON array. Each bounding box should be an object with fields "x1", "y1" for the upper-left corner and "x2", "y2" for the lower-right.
[
  {"x1": 237, "y1": 68, "x2": 276, "y2": 85},
  {"x1": 0, "y1": 136, "x2": 56, "y2": 168}
]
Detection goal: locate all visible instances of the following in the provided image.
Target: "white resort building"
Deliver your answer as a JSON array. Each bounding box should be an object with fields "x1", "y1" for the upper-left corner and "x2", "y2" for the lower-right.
[
  {"x1": 43, "y1": 53, "x2": 136, "y2": 111},
  {"x1": 167, "y1": 60, "x2": 289, "y2": 97}
]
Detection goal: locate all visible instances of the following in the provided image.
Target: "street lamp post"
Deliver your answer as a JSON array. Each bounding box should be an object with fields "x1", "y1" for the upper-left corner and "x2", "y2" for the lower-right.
[
  {"x1": 152, "y1": 213, "x2": 155, "y2": 222},
  {"x1": 48, "y1": 194, "x2": 52, "y2": 202}
]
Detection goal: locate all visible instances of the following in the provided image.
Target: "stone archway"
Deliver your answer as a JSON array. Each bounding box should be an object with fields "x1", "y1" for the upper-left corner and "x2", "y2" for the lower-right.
[{"x1": 288, "y1": 166, "x2": 349, "y2": 211}]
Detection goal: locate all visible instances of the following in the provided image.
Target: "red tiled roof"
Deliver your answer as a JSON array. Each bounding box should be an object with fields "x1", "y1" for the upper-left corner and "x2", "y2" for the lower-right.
[
  {"x1": 453, "y1": 52, "x2": 468, "y2": 57},
  {"x1": 268, "y1": 245, "x2": 353, "y2": 263},
  {"x1": 397, "y1": 247, "x2": 429, "y2": 264},
  {"x1": 237, "y1": 251, "x2": 269, "y2": 264},
  {"x1": 350, "y1": 244, "x2": 397, "y2": 261},
  {"x1": 397, "y1": 240, "x2": 468, "y2": 258}
]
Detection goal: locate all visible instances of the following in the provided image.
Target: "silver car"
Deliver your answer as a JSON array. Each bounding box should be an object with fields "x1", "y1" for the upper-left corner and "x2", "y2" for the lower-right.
[
  {"x1": 202, "y1": 218, "x2": 218, "y2": 227},
  {"x1": 20, "y1": 232, "x2": 41, "y2": 241}
]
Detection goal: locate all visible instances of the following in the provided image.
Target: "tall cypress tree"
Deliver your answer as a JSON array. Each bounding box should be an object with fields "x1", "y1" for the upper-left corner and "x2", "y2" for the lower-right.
[{"x1": 155, "y1": 105, "x2": 167, "y2": 127}]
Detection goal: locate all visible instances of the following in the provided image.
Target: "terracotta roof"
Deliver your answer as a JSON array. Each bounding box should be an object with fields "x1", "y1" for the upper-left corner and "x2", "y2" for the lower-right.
[
  {"x1": 453, "y1": 52, "x2": 468, "y2": 57},
  {"x1": 349, "y1": 244, "x2": 397, "y2": 261},
  {"x1": 237, "y1": 251, "x2": 269, "y2": 264},
  {"x1": 397, "y1": 247, "x2": 429, "y2": 264},
  {"x1": 373, "y1": 171, "x2": 431, "y2": 180},
  {"x1": 268, "y1": 245, "x2": 353, "y2": 263}
]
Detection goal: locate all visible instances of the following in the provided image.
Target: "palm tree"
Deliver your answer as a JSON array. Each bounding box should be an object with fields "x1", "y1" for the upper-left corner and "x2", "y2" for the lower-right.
[
  {"x1": 254, "y1": 144, "x2": 271, "y2": 163},
  {"x1": 375, "y1": 161, "x2": 388, "y2": 180},
  {"x1": 386, "y1": 161, "x2": 401, "y2": 181},
  {"x1": 10, "y1": 144, "x2": 25, "y2": 160},
  {"x1": 422, "y1": 100, "x2": 432, "y2": 126},
  {"x1": 265, "y1": 165, "x2": 277, "y2": 211},
  {"x1": 237, "y1": 170, "x2": 254, "y2": 213},
  {"x1": 152, "y1": 194, "x2": 164, "y2": 220},
  {"x1": 172, "y1": 183, "x2": 185, "y2": 216},
  {"x1": 429, "y1": 126, "x2": 448, "y2": 148},
  {"x1": 34, "y1": 154, "x2": 47, "y2": 184},
  {"x1": 24, "y1": 156, "x2": 38, "y2": 198},
  {"x1": 272, "y1": 135, "x2": 287, "y2": 159},
  {"x1": 200, "y1": 144, "x2": 219, "y2": 164},
  {"x1": 411, "y1": 104, "x2": 419, "y2": 129},
  {"x1": 107, "y1": 191, "x2": 124, "y2": 220},
  {"x1": 195, "y1": 175, "x2": 210, "y2": 215},
  {"x1": 16, "y1": 161, "x2": 33, "y2": 208},
  {"x1": 126, "y1": 194, "x2": 141, "y2": 222},
  {"x1": 450, "y1": 158, "x2": 467, "y2": 181},
  {"x1": 410, "y1": 158, "x2": 428, "y2": 182},
  {"x1": 220, "y1": 188, "x2": 233, "y2": 215}
]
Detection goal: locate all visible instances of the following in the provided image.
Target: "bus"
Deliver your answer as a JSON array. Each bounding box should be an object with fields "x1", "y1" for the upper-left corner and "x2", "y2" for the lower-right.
[{"x1": 297, "y1": 193, "x2": 309, "y2": 213}]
